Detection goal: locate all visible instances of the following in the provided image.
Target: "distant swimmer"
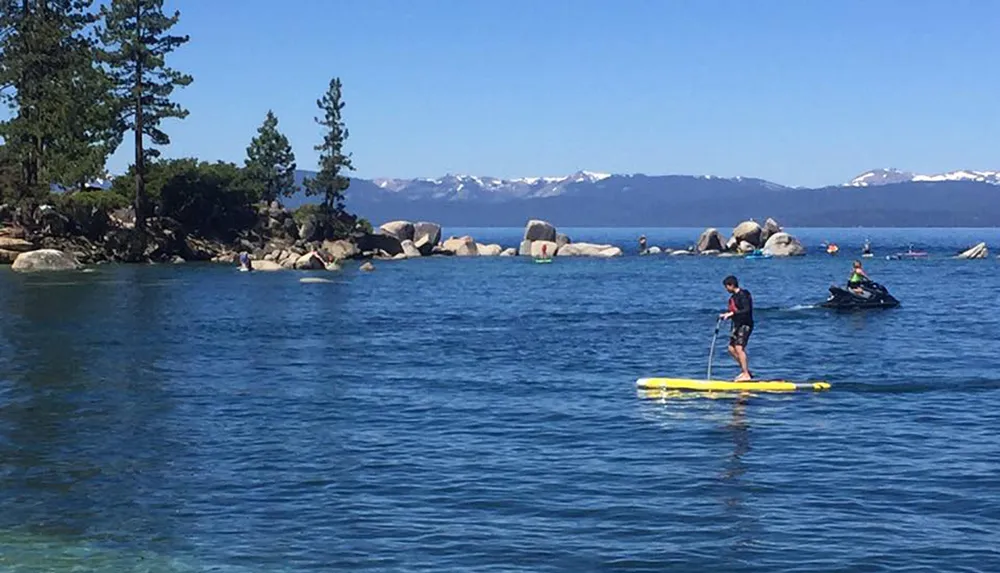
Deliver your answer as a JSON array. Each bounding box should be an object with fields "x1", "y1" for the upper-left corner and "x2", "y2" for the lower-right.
[{"x1": 719, "y1": 275, "x2": 754, "y2": 382}]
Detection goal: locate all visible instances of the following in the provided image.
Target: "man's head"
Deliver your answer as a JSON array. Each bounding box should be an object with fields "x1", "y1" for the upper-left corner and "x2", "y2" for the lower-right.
[
  {"x1": 723, "y1": 275, "x2": 739, "y2": 293},
  {"x1": 853, "y1": 260, "x2": 863, "y2": 269}
]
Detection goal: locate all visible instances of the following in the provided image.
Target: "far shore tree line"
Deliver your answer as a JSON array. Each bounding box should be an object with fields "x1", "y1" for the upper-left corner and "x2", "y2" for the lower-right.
[{"x1": 0, "y1": 0, "x2": 358, "y2": 240}]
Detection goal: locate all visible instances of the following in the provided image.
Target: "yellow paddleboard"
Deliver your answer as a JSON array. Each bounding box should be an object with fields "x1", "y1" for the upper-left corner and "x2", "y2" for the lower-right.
[{"x1": 636, "y1": 378, "x2": 830, "y2": 392}]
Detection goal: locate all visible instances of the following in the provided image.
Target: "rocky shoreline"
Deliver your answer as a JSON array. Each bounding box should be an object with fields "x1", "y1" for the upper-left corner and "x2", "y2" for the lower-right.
[{"x1": 1, "y1": 202, "x2": 995, "y2": 272}]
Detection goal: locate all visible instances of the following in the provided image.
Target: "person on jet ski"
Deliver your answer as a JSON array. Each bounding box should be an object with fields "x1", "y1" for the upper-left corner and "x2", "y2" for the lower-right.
[{"x1": 848, "y1": 260, "x2": 869, "y2": 293}]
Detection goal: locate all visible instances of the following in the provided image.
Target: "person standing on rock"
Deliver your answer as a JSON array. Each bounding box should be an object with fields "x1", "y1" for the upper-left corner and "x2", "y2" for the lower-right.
[{"x1": 719, "y1": 275, "x2": 754, "y2": 382}]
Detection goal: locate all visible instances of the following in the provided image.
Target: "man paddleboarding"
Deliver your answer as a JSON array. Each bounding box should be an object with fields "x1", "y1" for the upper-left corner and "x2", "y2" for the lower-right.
[{"x1": 720, "y1": 275, "x2": 753, "y2": 381}]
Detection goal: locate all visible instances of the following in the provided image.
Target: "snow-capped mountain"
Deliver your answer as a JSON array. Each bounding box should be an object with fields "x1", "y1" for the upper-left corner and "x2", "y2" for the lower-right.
[
  {"x1": 847, "y1": 168, "x2": 1000, "y2": 187},
  {"x1": 369, "y1": 170, "x2": 616, "y2": 201},
  {"x1": 362, "y1": 170, "x2": 786, "y2": 202}
]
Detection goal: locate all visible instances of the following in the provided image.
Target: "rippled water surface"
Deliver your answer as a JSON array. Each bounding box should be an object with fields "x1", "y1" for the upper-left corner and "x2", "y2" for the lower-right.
[{"x1": 1, "y1": 228, "x2": 999, "y2": 572}]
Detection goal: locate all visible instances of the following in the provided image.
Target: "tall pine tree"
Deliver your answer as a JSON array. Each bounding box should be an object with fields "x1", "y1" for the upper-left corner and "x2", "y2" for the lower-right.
[
  {"x1": 0, "y1": 0, "x2": 116, "y2": 197},
  {"x1": 245, "y1": 110, "x2": 297, "y2": 205},
  {"x1": 99, "y1": 0, "x2": 191, "y2": 231},
  {"x1": 304, "y1": 77, "x2": 353, "y2": 228}
]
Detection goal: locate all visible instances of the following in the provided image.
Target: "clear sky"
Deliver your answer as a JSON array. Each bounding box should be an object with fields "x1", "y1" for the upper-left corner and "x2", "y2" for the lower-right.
[{"x1": 102, "y1": 0, "x2": 1000, "y2": 187}]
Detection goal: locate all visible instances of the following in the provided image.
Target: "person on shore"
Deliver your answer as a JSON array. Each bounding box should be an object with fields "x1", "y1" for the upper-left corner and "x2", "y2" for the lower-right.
[
  {"x1": 239, "y1": 252, "x2": 253, "y2": 271},
  {"x1": 848, "y1": 260, "x2": 869, "y2": 293},
  {"x1": 719, "y1": 275, "x2": 753, "y2": 382}
]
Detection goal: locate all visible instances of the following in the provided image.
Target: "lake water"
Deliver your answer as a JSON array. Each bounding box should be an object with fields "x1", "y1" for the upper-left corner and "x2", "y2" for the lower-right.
[{"x1": 1, "y1": 228, "x2": 999, "y2": 572}]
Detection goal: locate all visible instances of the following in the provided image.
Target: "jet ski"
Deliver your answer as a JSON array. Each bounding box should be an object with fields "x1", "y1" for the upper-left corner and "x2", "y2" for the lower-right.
[{"x1": 821, "y1": 280, "x2": 900, "y2": 309}]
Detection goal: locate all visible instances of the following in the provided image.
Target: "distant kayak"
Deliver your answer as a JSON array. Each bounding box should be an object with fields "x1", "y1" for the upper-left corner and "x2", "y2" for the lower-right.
[
  {"x1": 534, "y1": 258, "x2": 553, "y2": 264},
  {"x1": 745, "y1": 249, "x2": 772, "y2": 260}
]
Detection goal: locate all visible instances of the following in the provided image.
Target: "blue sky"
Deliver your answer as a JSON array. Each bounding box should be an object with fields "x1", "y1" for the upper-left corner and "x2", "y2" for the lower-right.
[{"x1": 101, "y1": 0, "x2": 998, "y2": 187}]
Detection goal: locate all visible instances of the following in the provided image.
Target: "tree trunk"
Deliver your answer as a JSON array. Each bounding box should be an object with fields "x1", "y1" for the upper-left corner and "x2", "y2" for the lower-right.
[{"x1": 133, "y1": 1, "x2": 146, "y2": 232}]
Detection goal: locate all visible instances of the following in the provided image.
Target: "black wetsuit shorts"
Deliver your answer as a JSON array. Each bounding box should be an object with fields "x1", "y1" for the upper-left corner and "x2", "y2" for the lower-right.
[{"x1": 730, "y1": 324, "x2": 753, "y2": 348}]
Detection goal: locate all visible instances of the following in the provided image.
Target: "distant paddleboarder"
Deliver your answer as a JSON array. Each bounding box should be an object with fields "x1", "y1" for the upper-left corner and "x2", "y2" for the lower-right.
[{"x1": 719, "y1": 275, "x2": 754, "y2": 381}]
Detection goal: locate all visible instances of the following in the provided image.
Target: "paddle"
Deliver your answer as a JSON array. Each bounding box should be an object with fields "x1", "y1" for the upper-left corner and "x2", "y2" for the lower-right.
[{"x1": 706, "y1": 317, "x2": 722, "y2": 381}]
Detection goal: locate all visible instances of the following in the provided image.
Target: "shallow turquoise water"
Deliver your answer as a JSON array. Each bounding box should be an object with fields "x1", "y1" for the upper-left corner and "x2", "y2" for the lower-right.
[{"x1": 0, "y1": 228, "x2": 998, "y2": 572}]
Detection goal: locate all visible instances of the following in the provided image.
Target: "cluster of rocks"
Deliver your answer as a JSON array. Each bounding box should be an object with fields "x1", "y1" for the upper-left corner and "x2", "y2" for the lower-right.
[
  {"x1": 362, "y1": 218, "x2": 624, "y2": 259},
  {"x1": 371, "y1": 220, "x2": 507, "y2": 258},
  {"x1": 694, "y1": 218, "x2": 806, "y2": 257},
  {"x1": 518, "y1": 220, "x2": 623, "y2": 258}
]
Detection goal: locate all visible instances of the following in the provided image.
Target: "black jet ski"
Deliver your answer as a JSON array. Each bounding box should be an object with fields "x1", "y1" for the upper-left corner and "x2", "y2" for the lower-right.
[{"x1": 821, "y1": 280, "x2": 899, "y2": 309}]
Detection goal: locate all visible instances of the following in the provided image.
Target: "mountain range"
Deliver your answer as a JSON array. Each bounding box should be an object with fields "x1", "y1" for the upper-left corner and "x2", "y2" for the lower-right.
[
  {"x1": 281, "y1": 168, "x2": 1000, "y2": 227},
  {"x1": 90, "y1": 168, "x2": 1000, "y2": 227}
]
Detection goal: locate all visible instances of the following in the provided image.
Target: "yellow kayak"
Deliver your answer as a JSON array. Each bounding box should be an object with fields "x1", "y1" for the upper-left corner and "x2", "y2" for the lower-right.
[{"x1": 636, "y1": 378, "x2": 830, "y2": 392}]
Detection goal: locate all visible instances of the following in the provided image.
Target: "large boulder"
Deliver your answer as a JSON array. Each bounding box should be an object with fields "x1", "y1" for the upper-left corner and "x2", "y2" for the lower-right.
[
  {"x1": 556, "y1": 242, "x2": 614, "y2": 257},
  {"x1": 0, "y1": 237, "x2": 36, "y2": 253},
  {"x1": 523, "y1": 219, "x2": 557, "y2": 242},
  {"x1": 762, "y1": 232, "x2": 806, "y2": 257},
  {"x1": 294, "y1": 251, "x2": 326, "y2": 270},
  {"x1": 298, "y1": 214, "x2": 323, "y2": 242},
  {"x1": 556, "y1": 233, "x2": 571, "y2": 250},
  {"x1": 696, "y1": 228, "x2": 725, "y2": 253},
  {"x1": 518, "y1": 239, "x2": 533, "y2": 256},
  {"x1": 11, "y1": 249, "x2": 81, "y2": 272},
  {"x1": 355, "y1": 233, "x2": 403, "y2": 257},
  {"x1": 530, "y1": 240, "x2": 558, "y2": 258},
  {"x1": 761, "y1": 218, "x2": 782, "y2": 244},
  {"x1": 738, "y1": 241, "x2": 756, "y2": 254},
  {"x1": 732, "y1": 220, "x2": 764, "y2": 248},
  {"x1": 597, "y1": 247, "x2": 623, "y2": 257},
  {"x1": 412, "y1": 222, "x2": 442, "y2": 247},
  {"x1": 477, "y1": 243, "x2": 503, "y2": 256},
  {"x1": 321, "y1": 239, "x2": 360, "y2": 261},
  {"x1": 500, "y1": 248, "x2": 517, "y2": 257},
  {"x1": 401, "y1": 239, "x2": 422, "y2": 259},
  {"x1": 379, "y1": 220, "x2": 415, "y2": 242},
  {"x1": 956, "y1": 242, "x2": 988, "y2": 259},
  {"x1": 442, "y1": 236, "x2": 479, "y2": 256},
  {"x1": 249, "y1": 260, "x2": 284, "y2": 271}
]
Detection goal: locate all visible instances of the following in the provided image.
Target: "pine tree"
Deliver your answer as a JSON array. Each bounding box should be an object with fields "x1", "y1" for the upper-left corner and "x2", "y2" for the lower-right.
[
  {"x1": 0, "y1": 0, "x2": 116, "y2": 198},
  {"x1": 244, "y1": 110, "x2": 297, "y2": 205},
  {"x1": 98, "y1": 0, "x2": 191, "y2": 230},
  {"x1": 303, "y1": 77, "x2": 353, "y2": 224}
]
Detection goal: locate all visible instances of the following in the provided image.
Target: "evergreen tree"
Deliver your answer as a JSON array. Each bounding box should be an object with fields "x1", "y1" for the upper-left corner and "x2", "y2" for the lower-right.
[
  {"x1": 303, "y1": 77, "x2": 353, "y2": 222},
  {"x1": 0, "y1": 0, "x2": 116, "y2": 198},
  {"x1": 244, "y1": 110, "x2": 297, "y2": 205},
  {"x1": 98, "y1": 0, "x2": 191, "y2": 230}
]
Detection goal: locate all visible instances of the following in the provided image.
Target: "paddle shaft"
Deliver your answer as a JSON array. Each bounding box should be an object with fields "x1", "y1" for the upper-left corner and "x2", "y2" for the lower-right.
[{"x1": 707, "y1": 317, "x2": 722, "y2": 381}]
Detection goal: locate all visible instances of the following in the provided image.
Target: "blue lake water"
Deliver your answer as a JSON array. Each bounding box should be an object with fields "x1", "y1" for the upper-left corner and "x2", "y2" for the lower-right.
[{"x1": 0, "y1": 227, "x2": 999, "y2": 572}]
